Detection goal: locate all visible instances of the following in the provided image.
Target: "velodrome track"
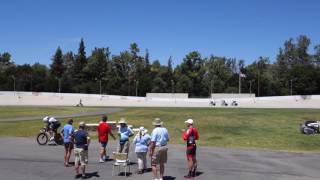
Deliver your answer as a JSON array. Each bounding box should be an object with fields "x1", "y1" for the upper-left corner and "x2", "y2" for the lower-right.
[
  {"x1": 0, "y1": 91, "x2": 320, "y2": 108},
  {"x1": 1, "y1": 137, "x2": 320, "y2": 180}
]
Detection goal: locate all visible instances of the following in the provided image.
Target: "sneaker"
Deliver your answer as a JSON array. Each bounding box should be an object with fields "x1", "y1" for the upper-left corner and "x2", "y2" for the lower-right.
[
  {"x1": 99, "y1": 159, "x2": 104, "y2": 163},
  {"x1": 104, "y1": 155, "x2": 109, "y2": 161}
]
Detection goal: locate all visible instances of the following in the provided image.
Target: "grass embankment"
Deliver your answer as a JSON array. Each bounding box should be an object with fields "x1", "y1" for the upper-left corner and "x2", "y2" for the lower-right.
[
  {"x1": 0, "y1": 106, "x2": 104, "y2": 119},
  {"x1": 0, "y1": 107, "x2": 320, "y2": 152}
]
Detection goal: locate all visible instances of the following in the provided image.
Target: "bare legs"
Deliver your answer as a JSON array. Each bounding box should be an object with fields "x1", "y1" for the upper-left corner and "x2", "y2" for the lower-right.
[{"x1": 152, "y1": 163, "x2": 165, "y2": 179}]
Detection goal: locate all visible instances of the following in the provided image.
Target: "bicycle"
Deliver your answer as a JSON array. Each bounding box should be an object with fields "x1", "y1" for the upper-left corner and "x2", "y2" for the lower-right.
[{"x1": 36, "y1": 126, "x2": 63, "y2": 145}]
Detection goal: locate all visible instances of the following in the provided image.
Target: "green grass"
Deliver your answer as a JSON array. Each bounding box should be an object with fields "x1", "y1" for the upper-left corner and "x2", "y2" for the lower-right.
[
  {"x1": 0, "y1": 106, "x2": 104, "y2": 119},
  {"x1": 1, "y1": 107, "x2": 320, "y2": 152}
]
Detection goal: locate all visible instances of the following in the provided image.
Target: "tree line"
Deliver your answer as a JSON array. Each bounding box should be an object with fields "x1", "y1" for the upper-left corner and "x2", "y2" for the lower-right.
[{"x1": 0, "y1": 35, "x2": 319, "y2": 97}]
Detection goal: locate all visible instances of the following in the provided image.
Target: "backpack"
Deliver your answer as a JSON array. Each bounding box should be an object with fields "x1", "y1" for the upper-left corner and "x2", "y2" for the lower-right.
[{"x1": 187, "y1": 128, "x2": 196, "y2": 146}]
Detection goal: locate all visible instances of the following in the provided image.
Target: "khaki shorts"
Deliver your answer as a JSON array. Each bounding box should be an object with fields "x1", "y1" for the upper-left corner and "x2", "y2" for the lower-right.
[
  {"x1": 74, "y1": 148, "x2": 88, "y2": 166},
  {"x1": 151, "y1": 146, "x2": 168, "y2": 165}
]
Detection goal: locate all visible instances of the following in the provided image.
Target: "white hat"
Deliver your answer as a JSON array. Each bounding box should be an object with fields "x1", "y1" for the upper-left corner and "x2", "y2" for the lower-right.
[
  {"x1": 79, "y1": 121, "x2": 86, "y2": 127},
  {"x1": 185, "y1": 119, "x2": 194, "y2": 124},
  {"x1": 153, "y1": 118, "x2": 163, "y2": 126},
  {"x1": 139, "y1": 126, "x2": 148, "y2": 134},
  {"x1": 118, "y1": 117, "x2": 127, "y2": 124}
]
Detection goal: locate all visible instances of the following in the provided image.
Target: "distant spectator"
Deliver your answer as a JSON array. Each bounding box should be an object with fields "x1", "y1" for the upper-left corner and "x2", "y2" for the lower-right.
[
  {"x1": 133, "y1": 127, "x2": 151, "y2": 174},
  {"x1": 97, "y1": 115, "x2": 116, "y2": 163},
  {"x1": 149, "y1": 118, "x2": 169, "y2": 180},
  {"x1": 60, "y1": 119, "x2": 74, "y2": 167},
  {"x1": 117, "y1": 118, "x2": 134, "y2": 154},
  {"x1": 74, "y1": 122, "x2": 90, "y2": 179},
  {"x1": 182, "y1": 119, "x2": 199, "y2": 178}
]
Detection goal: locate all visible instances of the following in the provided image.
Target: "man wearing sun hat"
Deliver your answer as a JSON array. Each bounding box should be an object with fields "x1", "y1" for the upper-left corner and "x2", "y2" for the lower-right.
[
  {"x1": 182, "y1": 119, "x2": 199, "y2": 179},
  {"x1": 149, "y1": 118, "x2": 169, "y2": 180},
  {"x1": 117, "y1": 117, "x2": 134, "y2": 153}
]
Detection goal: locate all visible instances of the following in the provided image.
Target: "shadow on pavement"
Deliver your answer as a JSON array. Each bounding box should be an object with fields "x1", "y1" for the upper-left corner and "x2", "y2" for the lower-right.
[
  {"x1": 163, "y1": 176, "x2": 176, "y2": 180},
  {"x1": 118, "y1": 172, "x2": 132, "y2": 177},
  {"x1": 85, "y1": 171, "x2": 100, "y2": 178},
  {"x1": 195, "y1": 171, "x2": 204, "y2": 177}
]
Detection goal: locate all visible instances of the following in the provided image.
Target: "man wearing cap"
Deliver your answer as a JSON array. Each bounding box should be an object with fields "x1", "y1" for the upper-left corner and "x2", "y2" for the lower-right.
[
  {"x1": 117, "y1": 118, "x2": 134, "y2": 154},
  {"x1": 182, "y1": 119, "x2": 199, "y2": 179},
  {"x1": 149, "y1": 118, "x2": 169, "y2": 180},
  {"x1": 74, "y1": 122, "x2": 90, "y2": 179},
  {"x1": 97, "y1": 115, "x2": 116, "y2": 163}
]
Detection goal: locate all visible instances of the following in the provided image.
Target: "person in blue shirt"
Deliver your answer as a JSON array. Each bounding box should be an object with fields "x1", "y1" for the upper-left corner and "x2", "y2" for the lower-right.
[
  {"x1": 133, "y1": 127, "x2": 151, "y2": 174},
  {"x1": 117, "y1": 118, "x2": 134, "y2": 154},
  {"x1": 60, "y1": 119, "x2": 74, "y2": 167},
  {"x1": 149, "y1": 118, "x2": 169, "y2": 180},
  {"x1": 74, "y1": 122, "x2": 90, "y2": 179}
]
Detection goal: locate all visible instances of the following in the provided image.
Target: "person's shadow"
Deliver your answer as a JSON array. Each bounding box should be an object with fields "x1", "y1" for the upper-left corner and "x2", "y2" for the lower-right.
[
  {"x1": 84, "y1": 172, "x2": 100, "y2": 179},
  {"x1": 163, "y1": 176, "x2": 176, "y2": 180}
]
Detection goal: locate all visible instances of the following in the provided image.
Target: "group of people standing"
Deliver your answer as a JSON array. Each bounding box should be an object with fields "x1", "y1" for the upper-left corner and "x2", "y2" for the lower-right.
[{"x1": 58, "y1": 115, "x2": 199, "y2": 180}]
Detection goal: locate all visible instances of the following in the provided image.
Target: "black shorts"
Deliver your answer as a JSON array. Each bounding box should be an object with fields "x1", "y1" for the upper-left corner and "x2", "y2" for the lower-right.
[
  {"x1": 186, "y1": 145, "x2": 197, "y2": 158},
  {"x1": 64, "y1": 142, "x2": 74, "y2": 150}
]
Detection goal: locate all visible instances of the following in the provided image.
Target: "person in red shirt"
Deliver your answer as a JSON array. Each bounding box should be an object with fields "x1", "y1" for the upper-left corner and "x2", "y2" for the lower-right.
[
  {"x1": 97, "y1": 115, "x2": 116, "y2": 163},
  {"x1": 182, "y1": 119, "x2": 199, "y2": 179}
]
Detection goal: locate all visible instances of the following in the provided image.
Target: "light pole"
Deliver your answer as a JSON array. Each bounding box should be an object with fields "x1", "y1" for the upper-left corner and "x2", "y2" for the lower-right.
[
  {"x1": 99, "y1": 79, "x2": 102, "y2": 95},
  {"x1": 135, "y1": 80, "x2": 139, "y2": 97},
  {"x1": 249, "y1": 80, "x2": 253, "y2": 95},
  {"x1": 30, "y1": 74, "x2": 33, "y2": 92},
  {"x1": 290, "y1": 79, "x2": 293, "y2": 96},
  {"x1": 11, "y1": 75, "x2": 16, "y2": 95},
  {"x1": 171, "y1": 80, "x2": 176, "y2": 103},
  {"x1": 171, "y1": 80, "x2": 174, "y2": 94},
  {"x1": 56, "y1": 77, "x2": 61, "y2": 94}
]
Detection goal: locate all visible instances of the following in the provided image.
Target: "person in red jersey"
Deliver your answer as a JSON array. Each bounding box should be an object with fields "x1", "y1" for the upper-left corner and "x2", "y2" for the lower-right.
[
  {"x1": 182, "y1": 119, "x2": 199, "y2": 179},
  {"x1": 97, "y1": 115, "x2": 116, "y2": 163}
]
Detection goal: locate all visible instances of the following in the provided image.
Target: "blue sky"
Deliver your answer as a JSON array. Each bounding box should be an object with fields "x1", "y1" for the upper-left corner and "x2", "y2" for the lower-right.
[{"x1": 1, "y1": 0, "x2": 320, "y2": 66}]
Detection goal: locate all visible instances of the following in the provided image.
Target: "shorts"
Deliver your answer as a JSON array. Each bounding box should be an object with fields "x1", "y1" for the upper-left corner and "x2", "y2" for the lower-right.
[
  {"x1": 64, "y1": 142, "x2": 74, "y2": 150},
  {"x1": 151, "y1": 146, "x2": 168, "y2": 165},
  {"x1": 100, "y1": 141, "x2": 108, "y2": 148},
  {"x1": 74, "y1": 148, "x2": 88, "y2": 166},
  {"x1": 117, "y1": 141, "x2": 130, "y2": 154},
  {"x1": 186, "y1": 145, "x2": 197, "y2": 159}
]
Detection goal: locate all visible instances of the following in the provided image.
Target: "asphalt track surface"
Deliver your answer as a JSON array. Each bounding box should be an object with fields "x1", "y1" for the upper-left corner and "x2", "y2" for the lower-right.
[
  {"x1": 1, "y1": 137, "x2": 320, "y2": 180},
  {"x1": 0, "y1": 107, "x2": 123, "y2": 122}
]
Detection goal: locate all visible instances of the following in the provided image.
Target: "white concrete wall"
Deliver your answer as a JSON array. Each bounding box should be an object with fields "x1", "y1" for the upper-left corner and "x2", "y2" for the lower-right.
[
  {"x1": 146, "y1": 93, "x2": 188, "y2": 99},
  {"x1": 0, "y1": 91, "x2": 319, "y2": 109},
  {"x1": 211, "y1": 93, "x2": 255, "y2": 99}
]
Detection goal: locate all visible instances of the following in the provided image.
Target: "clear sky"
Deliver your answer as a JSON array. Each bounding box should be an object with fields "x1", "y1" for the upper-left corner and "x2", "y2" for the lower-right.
[{"x1": 1, "y1": 0, "x2": 320, "y2": 66}]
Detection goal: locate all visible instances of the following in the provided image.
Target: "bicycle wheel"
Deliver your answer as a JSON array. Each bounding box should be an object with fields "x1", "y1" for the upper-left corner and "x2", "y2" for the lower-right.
[{"x1": 37, "y1": 132, "x2": 48, "y2": 145}]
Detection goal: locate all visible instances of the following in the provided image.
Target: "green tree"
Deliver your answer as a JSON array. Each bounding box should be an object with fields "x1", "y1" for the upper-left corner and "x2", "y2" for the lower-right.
[{"x1": 50, "y1": 47, "x2": 64, "y2": 78}]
